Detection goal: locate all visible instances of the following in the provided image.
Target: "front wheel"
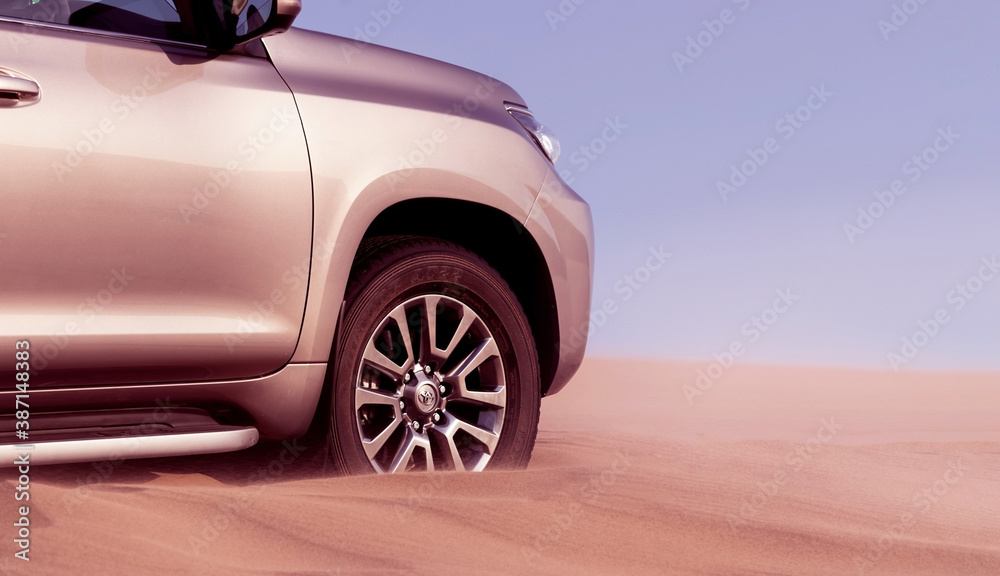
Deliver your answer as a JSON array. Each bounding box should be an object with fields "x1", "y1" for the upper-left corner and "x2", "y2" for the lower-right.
[{"x1": 327, "y1": 237, "x2": 540, "y2": 474}]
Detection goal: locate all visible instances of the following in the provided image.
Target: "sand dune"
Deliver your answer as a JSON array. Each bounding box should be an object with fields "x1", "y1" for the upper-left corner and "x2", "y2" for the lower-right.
[{"x1": 3, "y1": 357, "x2": 999, "y2": 575}]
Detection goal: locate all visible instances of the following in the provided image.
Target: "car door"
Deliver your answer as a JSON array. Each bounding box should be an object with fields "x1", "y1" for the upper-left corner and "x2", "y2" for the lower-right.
[{"x1": 0, "y1": 1, "x2": 313, "y2": 388}]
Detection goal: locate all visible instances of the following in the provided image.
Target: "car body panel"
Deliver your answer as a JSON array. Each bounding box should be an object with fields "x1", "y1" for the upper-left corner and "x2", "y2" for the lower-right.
[
  {"x1": 0, "y1": 362, "x2": 327, "y2": 439},
  {"x1": 0, "y1": 20, "x2": 313, "y2": 388},
  {"x1": 261, "y1": 28, "x2": 553, "y2": 366},
  {"x1": 526, "y1": 171, "x2": 595, "y2": 395}
]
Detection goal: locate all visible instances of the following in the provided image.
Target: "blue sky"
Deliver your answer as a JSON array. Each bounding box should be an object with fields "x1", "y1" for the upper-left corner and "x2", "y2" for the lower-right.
[{"x1": 294, "y1": 2, "x2": 1000, "y2": 372}]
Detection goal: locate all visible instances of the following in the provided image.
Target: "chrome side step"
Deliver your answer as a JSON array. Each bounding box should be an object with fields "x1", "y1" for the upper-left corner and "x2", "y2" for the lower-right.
[{"x1": 1, "y1": 427, "x2": 259, "y2": 467}]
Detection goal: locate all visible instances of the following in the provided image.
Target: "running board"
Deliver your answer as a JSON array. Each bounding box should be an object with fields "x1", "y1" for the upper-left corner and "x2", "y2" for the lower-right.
[
  {"x1": 1, "y1": 427, "x2": 259, "y2": 467},
  {"x1": 0, "y1": 407, "x2": 261, "y2": 467}
]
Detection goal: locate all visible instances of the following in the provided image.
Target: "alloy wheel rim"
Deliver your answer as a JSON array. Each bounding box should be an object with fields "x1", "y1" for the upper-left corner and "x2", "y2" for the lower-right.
[{"x1": 353, "y1": 294, "x2": 507, "y2": 473}]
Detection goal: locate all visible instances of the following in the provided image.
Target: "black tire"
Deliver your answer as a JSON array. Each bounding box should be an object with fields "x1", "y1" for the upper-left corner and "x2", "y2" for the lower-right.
[{"x1": 327, "y1": 236, "x2": 540, "y2": 474}]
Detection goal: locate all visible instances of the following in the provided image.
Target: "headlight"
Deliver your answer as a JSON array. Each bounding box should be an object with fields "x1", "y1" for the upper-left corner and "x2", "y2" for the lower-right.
[{"x1": 505, "y1": 103, "x2": 561, "y2": 164}]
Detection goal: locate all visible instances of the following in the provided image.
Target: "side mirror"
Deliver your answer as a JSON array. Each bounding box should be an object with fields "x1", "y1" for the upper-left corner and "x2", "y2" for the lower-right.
[{"x1": 223, "y1": 0, "x2": 301, "y2": 49}]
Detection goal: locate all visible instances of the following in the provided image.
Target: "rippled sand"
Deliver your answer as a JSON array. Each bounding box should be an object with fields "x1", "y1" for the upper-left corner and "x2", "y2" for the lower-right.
[{"x1": 3, "y1": 357, "x2": 999, "y2": 575}]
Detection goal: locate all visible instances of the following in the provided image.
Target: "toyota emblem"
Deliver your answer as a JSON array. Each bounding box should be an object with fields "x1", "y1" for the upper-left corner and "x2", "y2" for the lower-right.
[{"x1": 418, "y1": 389, "x2": 435, "y2": 407}]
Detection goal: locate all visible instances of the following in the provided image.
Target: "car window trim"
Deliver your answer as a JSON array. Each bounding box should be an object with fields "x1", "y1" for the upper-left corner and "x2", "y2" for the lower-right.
[{"x1": 0, "y1": 14, "x2": 213, "y2": 52}]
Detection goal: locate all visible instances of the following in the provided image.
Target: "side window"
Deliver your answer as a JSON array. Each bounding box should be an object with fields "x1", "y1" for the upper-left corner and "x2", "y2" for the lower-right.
[{"x1": 0, "y1": 0, "x2": 203, "y2": 44}]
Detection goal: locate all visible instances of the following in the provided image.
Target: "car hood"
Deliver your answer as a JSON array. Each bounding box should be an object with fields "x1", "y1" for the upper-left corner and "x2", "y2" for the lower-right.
[{"x1": 262, "y1": 27, "x2": 527, "y2": 126}]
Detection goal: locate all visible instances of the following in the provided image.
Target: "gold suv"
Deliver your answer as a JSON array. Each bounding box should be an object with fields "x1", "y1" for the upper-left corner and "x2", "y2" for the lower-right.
[{"x1": 0, "y1": 1, "x2": 593, "y2": 474}]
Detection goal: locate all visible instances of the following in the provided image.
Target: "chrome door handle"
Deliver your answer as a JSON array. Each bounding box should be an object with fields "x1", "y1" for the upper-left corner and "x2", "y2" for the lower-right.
[{"x1": 0, "y1": 73, "x2": 40, "y2": 105}]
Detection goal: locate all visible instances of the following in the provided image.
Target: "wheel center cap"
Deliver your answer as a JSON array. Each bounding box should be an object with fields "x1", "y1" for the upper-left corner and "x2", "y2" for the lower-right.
[{"x1": 413, "y1": 383, "x2": 440, "y2": 414}]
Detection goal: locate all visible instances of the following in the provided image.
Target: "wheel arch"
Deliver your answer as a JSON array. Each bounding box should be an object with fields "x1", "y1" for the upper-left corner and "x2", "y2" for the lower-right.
[{"x1": 359, "y1": 198, "x2": 561, "y2": 396}]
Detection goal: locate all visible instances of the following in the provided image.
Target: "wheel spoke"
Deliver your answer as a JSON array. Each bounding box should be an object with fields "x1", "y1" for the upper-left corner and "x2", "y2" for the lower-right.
[
  {"x1": 387, "y1": 428, "x2": 433, "y2": 473},
  {"x1": 431, "y1": 426, "x2": 465, "y2": 471},
  {"x1": 458, "y1": 388, "x2": 505, "y2": 408},
  {"x1": 439, "y1": 412, "x2": 500, "y2": 456},
  {"x1": 449, "y1": 337, "x2": 499, "y2": 379},
  {"x1": 419, "y1": 295, "x2": 442, "y2": 363},
  {"x1": 421, "y1": 298, "x2": 477, "y2": 365},
  {"x1": 355, "y1": 388, "x2": 403, "y2": 461},
  {"x1": 360, "y1": 415, "x2": 402, "y2": 461},
  {"x1": 387, "y1": 307, "x2": 416, "y2": 373},
  {"x1": 422, "y1": 436, "x2": 435, "y2": 472},
  {"x1": 453, "y1": 419, "x2": 499, "y2": 454},
  {"x1": 447, "y1": 338, "x2": 506, "y2": 408},
  {"x1": 438, "y1": 307, "x2": 476, "y2": 360},
  {"x1": 363, "y1": 339, "x2": 407, "y2": 379},
  {"x1": 355, "y1": 387, "x2": 401, "y2": 408}
]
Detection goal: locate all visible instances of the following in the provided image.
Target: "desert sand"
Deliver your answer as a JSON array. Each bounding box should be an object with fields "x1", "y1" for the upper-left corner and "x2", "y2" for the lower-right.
[{"x1": 2, "y1": 356, "x2": 999, "y2": 575}]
